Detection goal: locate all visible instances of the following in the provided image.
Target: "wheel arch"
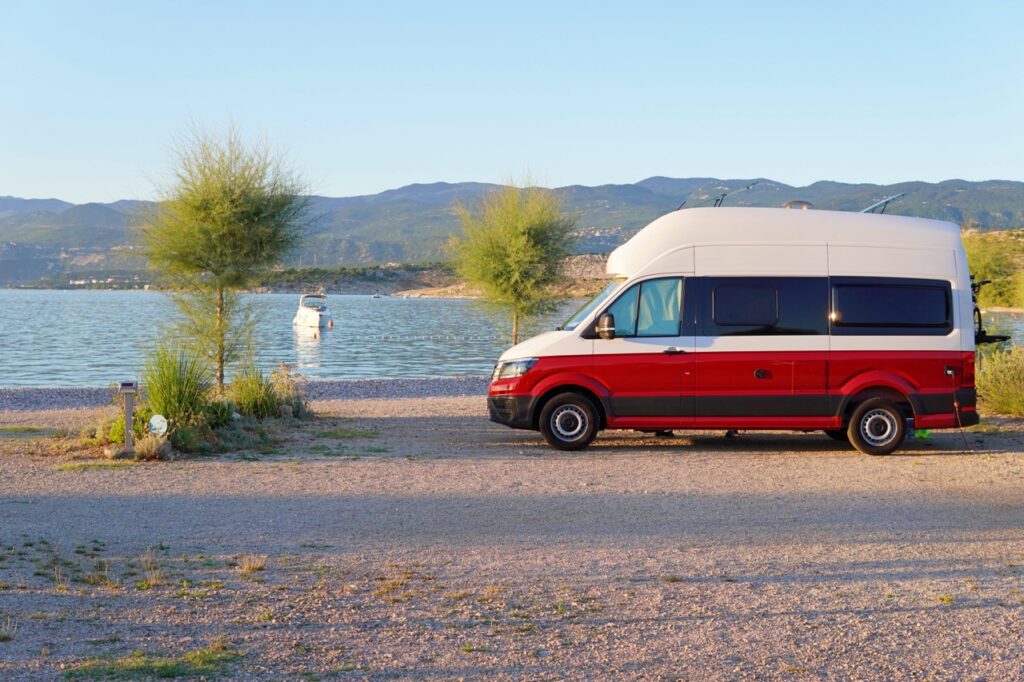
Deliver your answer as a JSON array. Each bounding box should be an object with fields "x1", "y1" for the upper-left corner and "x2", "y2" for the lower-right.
[
  {"x1": 531, "y1": 384, "x2": 608, "y2": 430},
  {"x1": 837, "y1": 385, "x2": 919, "y2": 425}
]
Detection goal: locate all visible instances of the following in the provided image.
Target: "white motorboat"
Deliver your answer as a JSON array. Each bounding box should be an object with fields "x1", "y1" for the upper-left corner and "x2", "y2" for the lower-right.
[{"x1": 293, "y1": 294, "x2": 333, "y2": 328}]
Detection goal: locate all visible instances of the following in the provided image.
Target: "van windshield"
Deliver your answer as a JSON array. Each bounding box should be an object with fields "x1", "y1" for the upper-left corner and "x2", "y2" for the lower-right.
[{"x1": 561, "y1": 278, "x2": 627, "y2": 331}]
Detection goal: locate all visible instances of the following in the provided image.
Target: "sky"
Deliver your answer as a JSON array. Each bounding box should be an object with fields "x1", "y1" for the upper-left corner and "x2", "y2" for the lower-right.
[{"x1": 2, "y1": 0, "x2": 1022, "y2": 203}]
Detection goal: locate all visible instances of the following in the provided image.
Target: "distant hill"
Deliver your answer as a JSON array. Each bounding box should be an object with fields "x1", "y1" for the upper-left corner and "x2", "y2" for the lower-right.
[{"x1": 2, "y1": 177, "x2": 1024, "y2": 285}]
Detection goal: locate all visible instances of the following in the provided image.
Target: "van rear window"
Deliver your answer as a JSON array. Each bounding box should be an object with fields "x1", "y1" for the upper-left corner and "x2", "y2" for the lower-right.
[{"x1": 832, "y1": 278, "x2": 951, "y2": 334}]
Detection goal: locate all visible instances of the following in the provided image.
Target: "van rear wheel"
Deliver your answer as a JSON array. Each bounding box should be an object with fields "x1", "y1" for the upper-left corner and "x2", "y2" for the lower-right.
[
  {"x1": 539, "y1": 392, "x2": 598, "y2": 451},
  {"x1": 847, "y1": 398, "x2": 906, "y2": 456}
]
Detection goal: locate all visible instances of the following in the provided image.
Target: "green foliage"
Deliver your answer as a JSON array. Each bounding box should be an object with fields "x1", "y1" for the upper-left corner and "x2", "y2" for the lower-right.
[
  {"x1": 230, "y1": 367, "x2": 279, "y2": 420},
  {"x1": 138, "y1": 126, "x2": 306, "y2": 386},
  {"x1": 204, "y1": 399, "x2": 236, "y2": 430},
  {"x1": 977, "y1": 346, "x2": 1024, "y2": 416},
  {"x1": 140, "y1": 127, "x2": 306, "y2": 287},
  {"x1": 63, "y1": 640, "x2": 242, "y2": 679},
  {"x1": 964, "y1": 230, "x2": 1024, "y2": 308},
  {"x1": 449, "y1": 183, "x2": 577, "y2": 342},
  {"x1": 104, "y1": 405, "x2": 153, "y2": 445},
  {"x1": 169, "y1": 425, "x2": 210, "y2": 454},
  {"x1": 142, "y1": 345, "x2": 212, "y2": 427}
]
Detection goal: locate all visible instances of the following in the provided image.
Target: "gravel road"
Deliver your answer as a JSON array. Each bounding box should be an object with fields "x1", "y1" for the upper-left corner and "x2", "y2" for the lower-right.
[{"x1": 1, "y1": 391, "x2": 1022, "y2": 680}]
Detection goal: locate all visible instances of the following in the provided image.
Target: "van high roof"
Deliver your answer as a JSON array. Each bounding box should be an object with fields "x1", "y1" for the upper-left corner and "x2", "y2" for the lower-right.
[{"x1": 606, "y1": 207, "x2": 962, "y2": 278}]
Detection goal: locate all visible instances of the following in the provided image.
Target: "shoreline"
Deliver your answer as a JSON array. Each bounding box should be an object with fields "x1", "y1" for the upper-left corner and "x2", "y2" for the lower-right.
[{"x1": 0, "y1": 376, "x2": 489, "y2": 413}]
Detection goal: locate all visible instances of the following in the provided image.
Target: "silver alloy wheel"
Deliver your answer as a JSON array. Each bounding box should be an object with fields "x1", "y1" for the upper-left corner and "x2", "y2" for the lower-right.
[
  {"x1": 551, "y1": 405, "x2": 588, "y2": 441},
  {"x1": 860, "y1": 408, "x2": 898, "y2": 447}
]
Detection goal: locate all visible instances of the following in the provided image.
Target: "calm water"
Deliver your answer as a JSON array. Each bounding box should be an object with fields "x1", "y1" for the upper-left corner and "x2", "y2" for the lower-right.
[
  {"x1": 0, "y1": 289, "x2": 1020, "y2": 387},
  {"x1": 0, "y1": 290, "x2": 546, "y2": 387}
]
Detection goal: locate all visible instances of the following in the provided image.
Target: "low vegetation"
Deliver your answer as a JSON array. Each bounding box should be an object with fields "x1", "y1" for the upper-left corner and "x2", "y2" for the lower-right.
[
  {"x1": 64, "y1": 640, "x2": 242, "y2": 679},
  {"x1": 977, "y1": 345, "x2": 1024, "y2": 416},
  {"x1": 143, "y1": 345, "x2": 213, "y2": 427},
  {"x1": 230, "y1": 367, "x2": 280, "y2": 420},
  {"x1": 66, "y1": 356, "x2": 311, "y2": 461},
  {"x1": 963, "y1": 229, "x2": 1024, "y2": 308}
]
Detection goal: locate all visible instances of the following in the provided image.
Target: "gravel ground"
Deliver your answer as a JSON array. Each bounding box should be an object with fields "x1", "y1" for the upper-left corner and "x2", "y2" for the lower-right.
[
  {"x1": 0, "y1": 377, "x2": 489, "y2": 413},
  {"x1": 1, "y1": 390, "x2": 1023, "y2": 680}
]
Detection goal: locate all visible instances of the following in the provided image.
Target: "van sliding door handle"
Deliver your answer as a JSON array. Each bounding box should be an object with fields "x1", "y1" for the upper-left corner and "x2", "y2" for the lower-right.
[
  {"x1": 663, "y1": 347, "x2": 687, "y2": 355},
  {"x1": 754, "y1": 369, "x2": 771, "y2": 379}
]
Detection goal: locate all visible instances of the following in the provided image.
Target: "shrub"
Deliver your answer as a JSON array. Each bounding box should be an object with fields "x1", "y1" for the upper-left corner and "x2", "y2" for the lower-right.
[
  {"x1": 204, "y1": 400, "x2": 236, "y2": 430},
  {"x1": 230, "y1": 367, "x2": 278, "y2": 420},
  {"x1": 271, "y1": 363, "x2": 311, "y2": 419},
  {"x1": 143, "y1": 345, "x2": 213, "y2": 427},
  {"x1": 105, "y1": 405, "x2": 153, "y2": 445},
  {"x1": 977, "y1": 346, "x2": 1024, "y2": 416},
  {"x1": 169, "y1": 425, "x2": 211, "y2": 454},
  {"x1": 134, "y1": 435, "x2": 173, "y2": 461}
]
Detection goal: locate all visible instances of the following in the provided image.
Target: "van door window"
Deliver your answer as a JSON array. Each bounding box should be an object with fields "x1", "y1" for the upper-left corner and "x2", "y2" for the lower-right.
[
  {"x1": 701, "y1": 277, "x2": 828, "y2": 336},
  {"x1": 602, "y1": 277, "x2": 683, "y2": 338},
  {"x1": 637, "y1": 278, "x2": 683, "y2": 336}
]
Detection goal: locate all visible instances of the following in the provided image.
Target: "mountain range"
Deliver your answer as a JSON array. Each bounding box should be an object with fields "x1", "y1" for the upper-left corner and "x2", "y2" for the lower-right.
[{"x1": 2, "y1": 177, "x2": 1023, "y2": 285}]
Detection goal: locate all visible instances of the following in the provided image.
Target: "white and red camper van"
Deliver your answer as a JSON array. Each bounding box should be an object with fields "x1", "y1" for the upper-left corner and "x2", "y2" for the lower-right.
[{"x1": 487, "y1": 207, "x2": 978, "y2": 455}]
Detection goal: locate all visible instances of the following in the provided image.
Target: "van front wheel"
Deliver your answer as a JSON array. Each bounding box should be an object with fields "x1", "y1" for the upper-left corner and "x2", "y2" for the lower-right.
[
  {"x1": 847, "y1": 398, "x2": 906, "y2": 456},
  {"x1": 539, "y1": 393, "x2": 598, "y2": 451}
]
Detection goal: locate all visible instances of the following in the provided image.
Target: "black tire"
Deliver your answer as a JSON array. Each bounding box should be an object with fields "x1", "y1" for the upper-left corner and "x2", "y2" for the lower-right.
[
  {"x1": 823, "y1": 429, "x2": 849, "y2": 442},
  {"x1": 847, "y1": 398, "x2": 906, "y2": 456},
  {"x1": 538, "y1": 392, "x2": 599, "y2": 451}
]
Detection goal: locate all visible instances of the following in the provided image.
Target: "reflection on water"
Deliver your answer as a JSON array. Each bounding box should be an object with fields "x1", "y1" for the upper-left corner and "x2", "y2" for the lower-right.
[
  {"x1": 292, "y1": 324, "x2": 328, "y2": 369},
  {"x1": 0, "y1": 289, "x2": 1019, "y2": 388}
]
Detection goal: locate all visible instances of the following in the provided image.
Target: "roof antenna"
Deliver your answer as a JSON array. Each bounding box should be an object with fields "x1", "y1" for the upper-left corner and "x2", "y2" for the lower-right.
[
  {"x1": 860, "y1": 192, "x2": 905, "y2": 214},
  {"x1": 677, "y1": 181, "x2": 759, "y2": 211},
  {"x1": 712, "y1": 181, "x2": 759, "y2": 207}
]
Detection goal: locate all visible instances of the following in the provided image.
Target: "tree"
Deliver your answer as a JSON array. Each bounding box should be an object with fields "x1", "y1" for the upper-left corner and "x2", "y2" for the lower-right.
[
  {"x1": 450, "y1": 184, "x2": 577, "y2": 344},
  {"x1": 140, "y1": 127, "x2": 306, "y2": 387}
]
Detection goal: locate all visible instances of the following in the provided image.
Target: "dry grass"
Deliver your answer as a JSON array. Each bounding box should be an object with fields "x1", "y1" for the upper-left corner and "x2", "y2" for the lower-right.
[
  {"x1": 238, "y1": 554, "x2": 268, "y2": 573},
  {"x1": 140, "y1": 551, "x2": 163, "y2": 588},
  {"x1": 0, "y1": 616, "x2": 17, "y2": 642},
  {"x1": 53, "y1": 566, "x2": 70, "y2": 592},
  {"x1": 134, "y1": 435, "x2": 172, "y2": 461}
]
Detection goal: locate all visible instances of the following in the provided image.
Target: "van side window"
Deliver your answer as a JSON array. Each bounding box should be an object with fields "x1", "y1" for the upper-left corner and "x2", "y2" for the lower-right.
[
  {"x1": 831, "y1": 277, "x2": 952, "y2": 335},
  {"x1": 701, "y1": 277, "x2": 828, "y2": 336},
  {"x1": 603, "y1": 277, "x2": 683, "y2": 337}
]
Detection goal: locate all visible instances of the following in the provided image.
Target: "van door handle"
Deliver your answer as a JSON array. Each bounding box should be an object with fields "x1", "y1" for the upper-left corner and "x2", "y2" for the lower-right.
[
  {"x1": 663, "y1": 347, "x2": 687, "y2": 355},
  {"x1": 754, "y1": 368, "x2": 771, "y2": 379}
]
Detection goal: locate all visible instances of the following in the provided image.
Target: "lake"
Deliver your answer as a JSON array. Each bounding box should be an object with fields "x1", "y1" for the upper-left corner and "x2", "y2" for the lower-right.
[{"x1": 0, "y1": 289, "x2": 1020, "y2": 387}]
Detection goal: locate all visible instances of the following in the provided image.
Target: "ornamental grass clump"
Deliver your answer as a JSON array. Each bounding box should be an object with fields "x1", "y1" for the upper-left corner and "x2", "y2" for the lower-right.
[
  {"x1": 977, "y1": 345, "x2": 1024, "y2": 417},
  {"x1": 143, "y1": 345, "x2": 213, "y2": 427},
  {"x1": 230, "y1": 367, "x2": 279, "y2": 420}
]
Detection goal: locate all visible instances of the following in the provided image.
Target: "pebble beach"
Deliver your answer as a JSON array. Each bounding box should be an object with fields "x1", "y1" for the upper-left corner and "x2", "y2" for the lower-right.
[{"x1": 0, "y1": 376, "x2": 490, "y2": 413}]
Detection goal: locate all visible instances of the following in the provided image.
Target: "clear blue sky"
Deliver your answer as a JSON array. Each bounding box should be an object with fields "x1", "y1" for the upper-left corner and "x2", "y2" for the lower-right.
[{"x1": 2, "y1": 0, "x2": 1022, "y2": 203}]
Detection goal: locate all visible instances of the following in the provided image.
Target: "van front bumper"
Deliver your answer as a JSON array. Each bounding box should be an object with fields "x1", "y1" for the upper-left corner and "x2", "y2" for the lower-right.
[{"x1": 487, "y1": 395, "x2": 534, "y2": 430}]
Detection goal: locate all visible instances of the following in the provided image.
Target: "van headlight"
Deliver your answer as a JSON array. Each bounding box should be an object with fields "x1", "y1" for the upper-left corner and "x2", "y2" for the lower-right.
[{"x1": 492, "y1": 358, "x2": 538, "y2": 381}]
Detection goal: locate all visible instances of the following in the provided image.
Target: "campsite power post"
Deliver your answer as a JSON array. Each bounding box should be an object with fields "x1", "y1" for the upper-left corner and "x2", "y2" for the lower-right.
[{"x1": 118, "y1": 381, "x2": 139, "y2": 450}]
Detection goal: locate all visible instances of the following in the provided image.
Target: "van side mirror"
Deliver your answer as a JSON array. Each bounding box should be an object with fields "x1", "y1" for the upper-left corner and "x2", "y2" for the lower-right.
[{"x1": 596, "y1": 313, "x2": 616, "y2": 340}]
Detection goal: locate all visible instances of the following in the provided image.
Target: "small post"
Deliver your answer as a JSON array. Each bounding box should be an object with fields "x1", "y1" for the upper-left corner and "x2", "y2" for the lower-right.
[{"x1": 118, "y1": 381, "x2": 139, "y2": 451}]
